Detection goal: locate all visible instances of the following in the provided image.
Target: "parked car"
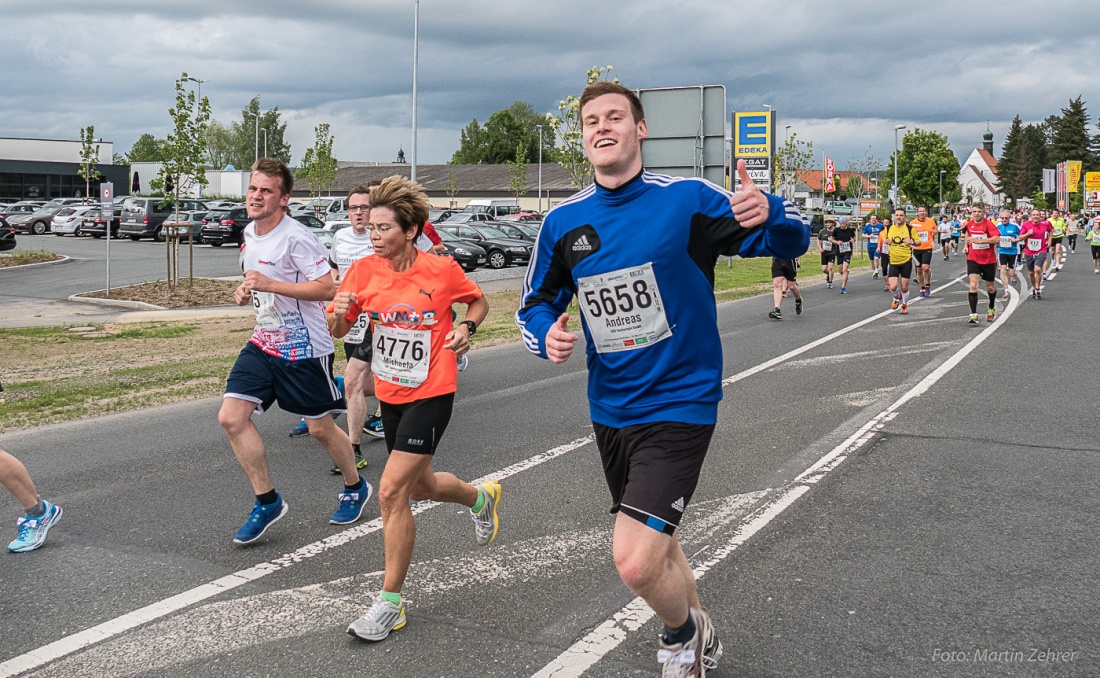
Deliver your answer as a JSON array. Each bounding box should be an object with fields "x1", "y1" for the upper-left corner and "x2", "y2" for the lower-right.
[
  {"x1": 497, "y1": 212, "x2": 543, "y2": 223},
  {"x1": 291, "y1": 197, "x2": 347, "y2": 218},
  {"x1": 490, "y1": 221, "x2": 538, "y2": 242},
  {"x1": 200, "y1": 206, "x2": 250, "y2": 246},
  {"x1": 118, "y1": 198, "x2": 208, "y2": 241},
  {"x1": 291, "y1": 214, "x2": 325, "y2": 229},
  {"x1": 83, "y1": 204, "x2": 122, "y2": 239},
  {"x1": 310, "y1": 226, "x2": 334, "y2": 250},
  {"x1": 437, "y1": 223, "x2": 532, "y2": 269},
  {"x1": 22, "y1": 198, "x2": 85, "y2": 234},
  {"x1": 0, "y1": 201, "x2": 46, "y2": 219},
  {"x1": 50, "y1": 206, "x2": 100, "y2": 236},
  {"x1": 0, "y1": 217, "x2": 16, "y2": 251},
  {"x1": 428, "y1": 208, "x2": 460, "y2": 223},
  {"x1": 436, "y1": 228, "x2": 487, "y2": 271},
  {"x1": 440, "y1": 212, "x2": 495, "y2": 224},
  {"x1": 163, "y1": 211, "x2": 208, "y2": 242}
]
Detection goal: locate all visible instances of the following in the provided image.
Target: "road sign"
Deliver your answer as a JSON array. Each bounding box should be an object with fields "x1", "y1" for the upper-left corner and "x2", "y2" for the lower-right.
[
  {"x1": 100, "y1": 182, "x2": 114, "y2": 221},
  {"x1": 637, "y1": 85, "x2": 727, "y2": 186}
]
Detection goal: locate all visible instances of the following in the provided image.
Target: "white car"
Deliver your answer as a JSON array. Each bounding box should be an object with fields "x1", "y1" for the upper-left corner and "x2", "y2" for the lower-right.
[{"x1": 51, "y1": 205, "x2": 100, "y2": 236}]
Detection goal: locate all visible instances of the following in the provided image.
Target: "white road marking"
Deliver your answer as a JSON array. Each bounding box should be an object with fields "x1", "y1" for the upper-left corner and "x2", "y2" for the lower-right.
[
  {"x1": 26, "y1": 493, "x2": 767, "y2": 678},
  {"x1": 774, "y1": 340, "x2": 957, "y2": 369},
  {"x1": 530, "y1": 285, "x2": 1021, "y2": 678}
]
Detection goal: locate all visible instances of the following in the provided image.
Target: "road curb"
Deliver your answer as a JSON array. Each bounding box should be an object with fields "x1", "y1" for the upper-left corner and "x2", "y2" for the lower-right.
[{"x1": 0, "y1": 254, "x2": 71, "y2": 270}]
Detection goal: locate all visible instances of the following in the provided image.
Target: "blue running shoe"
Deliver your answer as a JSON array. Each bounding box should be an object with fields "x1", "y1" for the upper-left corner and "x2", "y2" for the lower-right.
[
  {"x1": 456, "y1": 353, "x2": 469, "y2": 372},
  {"x1": 288, "y1": 419, "x2": 309, "y2": 437},
  {"x1": 233, "y1": 496, "x2": 288, "y2": 545},
  {"x1": 334, "y1": 375, "x2": 345, "y2": 396},
  {"x1": 8, "y1": 501, "x2": 62, "y2": 553},
  {"x1": 330, "y1": 478, "x2": 372, "y2": 524},
  {"x1": 363, "y1": 414, "x2": 385, "y2": 439}
]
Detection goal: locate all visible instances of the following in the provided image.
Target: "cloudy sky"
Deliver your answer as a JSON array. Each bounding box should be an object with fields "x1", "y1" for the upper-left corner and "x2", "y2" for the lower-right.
[{"x1": 3, "y1": 0, "x2": 1097, "y2": 174}]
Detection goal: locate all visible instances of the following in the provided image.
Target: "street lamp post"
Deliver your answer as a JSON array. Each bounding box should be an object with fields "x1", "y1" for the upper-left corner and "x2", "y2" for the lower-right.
[
  {"x1": 782, "y1": 124, "x2": 791, "y2": 198},
  {"x1": 263, "y1": 128, "x2": 269, "y2": 159},
  {"x1": 536, "y1": 124, "x2": 543, "y2": 213},
  {"x1": 894, "y1": 124, "x2": 906, "y2": 210},
  {"x1": 411, "y1": 0, "x2": 419, "y2": 182}
]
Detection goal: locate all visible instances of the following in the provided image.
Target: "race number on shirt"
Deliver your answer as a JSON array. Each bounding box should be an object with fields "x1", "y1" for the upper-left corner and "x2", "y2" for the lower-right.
[
  {"x1": 880, "y1": 242, "x2": 890, "y2": 254},
  {"x1": 999, "y1": 236, "x2": 1014, "y2": 249},
  {"x1": 820, "y1": 240, "x2": 833, "y2": 251},
  {"x1": 251, "y1": 291, "x2": 283, "y2": 330},
  {"x1": 839, "y1": 241, "x2": 851, "y2": 253},
  {"x1": 577, "y1": 263, "x2": 670, "y2": 354},
  {"x1": 372, "y1": 324, "x2": 430, "y2": 387},
  {"x1": 918, "y1": 231, "x2": 930, "y2": 243},
  {"x1": 345, "y1": 312, "x2": 370, "y2": 344},
  {"x1": 1027, "y1": 238, "x2": 1043, "y2": 251}
]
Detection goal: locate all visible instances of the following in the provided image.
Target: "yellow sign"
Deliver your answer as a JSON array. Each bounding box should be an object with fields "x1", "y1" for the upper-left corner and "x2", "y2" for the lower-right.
[
  {"x1": 1066, "y1": 161, "x2": 1082, "y2": 192},
  {"x1": 734, "y1": 111, "x2": 772, "y2": 158},
  {"x1": 1085, "y1": 172, "x2": 1100, "y2": 192}
]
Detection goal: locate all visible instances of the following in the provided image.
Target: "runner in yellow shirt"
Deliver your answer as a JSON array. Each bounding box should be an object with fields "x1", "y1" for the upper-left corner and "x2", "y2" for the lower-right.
[{"x1": 886, "y1": 208, "x2": 916, "y2": 315}]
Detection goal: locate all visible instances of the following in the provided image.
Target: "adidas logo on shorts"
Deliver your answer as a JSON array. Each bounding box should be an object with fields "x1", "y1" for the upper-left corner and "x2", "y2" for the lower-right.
[
  {"x1": 572, "y1": 234, "x2": 593, "y2": 251},
  {"x1": 671, "y1": 497, "x2": 685, "y2": 513}
]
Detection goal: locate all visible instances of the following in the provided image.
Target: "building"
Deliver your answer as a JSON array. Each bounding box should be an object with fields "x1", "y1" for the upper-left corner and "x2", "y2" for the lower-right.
[
  {"x1": 957, "y1": 129, "x2": 1002, "y2": 208},
  {"x1": 0, "y1": 137, "x2": 129, "y2": 202}
]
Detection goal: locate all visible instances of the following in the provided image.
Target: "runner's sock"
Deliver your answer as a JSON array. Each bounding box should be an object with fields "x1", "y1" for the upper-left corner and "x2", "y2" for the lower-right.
[
  {"x1": 345, "y1": 476, "x2": 365, "y2": 492},
  {"x1": 902, "y1": 291, "x2": 910, "y2": 304},
  {"x1": 380, "y1": 590, "x2": 402, "y2": 606},
  {"x1": 257, "y1": 489, "x2": 279, "y2": 505},
  {"x1": 471, "y1": 487, "x2": 486, "y2": 514},
  {"x1": 968, "y1": 292, "x2": 978, "y2": 313},
  {"x1": 25, "y1": 499, "x2": 45, "y2": 517},
  {"x1": 987, "y1": 290, "x2": 997, "y2": 308},
  {"x1": 662, "y1": 613, "x2": 697, "y2": 645},
  {"x1": 352, "y1": 443, "x2": 361, "y2": 456}
]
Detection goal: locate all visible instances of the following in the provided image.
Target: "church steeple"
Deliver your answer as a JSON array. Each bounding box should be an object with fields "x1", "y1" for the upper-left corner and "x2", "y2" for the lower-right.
[{"x1": 982, "y1": 123, "x2": 994, "y2": 154}]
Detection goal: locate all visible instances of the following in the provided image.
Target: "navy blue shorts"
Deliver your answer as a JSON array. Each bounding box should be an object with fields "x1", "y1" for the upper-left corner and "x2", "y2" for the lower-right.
[{"x1": 225, "y1": 342, "x2": 346, "y2": 417}]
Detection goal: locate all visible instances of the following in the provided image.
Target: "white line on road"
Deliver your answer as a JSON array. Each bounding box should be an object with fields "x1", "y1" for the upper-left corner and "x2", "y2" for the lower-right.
[{"x1": 530, "y1": 285, "x2": 1021, "y2": 678}]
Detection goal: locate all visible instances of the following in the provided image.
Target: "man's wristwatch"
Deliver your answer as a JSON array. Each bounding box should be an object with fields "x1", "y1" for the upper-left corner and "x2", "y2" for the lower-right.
[{"x1": 459, "y1": 320, "x2": 477, "y2": 336}]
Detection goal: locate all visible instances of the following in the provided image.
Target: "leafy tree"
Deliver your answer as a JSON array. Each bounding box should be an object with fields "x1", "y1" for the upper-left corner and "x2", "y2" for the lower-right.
[
  {"x1": 884, "y1": 128, "x2": 960, "y2": 207},
  {"x1": 126, "y1": 133, "x2": 167, "y2": 163},
  {"x1": 112, "y1": 152, "x2": 127, "y2": 165},
  {"x1": 227, "y1": 96, "x2": 291, "y2": 168},
  {"x1": 452, "y1": 119, "x2": 486, "y2": 164},
  {"x1": 451, "y1": 101, "x2": 549, "y2": 164},
  {"x1": 844, "y1": 174, "x2": 864, "y2": 202},
  {"x1": 1030, "y1": 187, "x2": 1049, "y2": 209},
  {"x1": 1019, "y1": 124, "x2": 1049, "y2": 199},
  {"x1": 508, "y1": 142, "x2": 529, "y2": 201},
  {"x1": 204, "y1": 120, "x2": 236, "y2": 170},
  {"x1": 772, "y1": 131, "x2": 813, "y2": 199},
  {"x1": 546, "y1": 65, "x2": 618, "y2": 188},
  {"x1": 997, "y1": 115, "x2": 1025, "y2": 205},
  {"x1": 298, "y1": 123, "x2": 337, "y2": 203},
  {"x1": 1050, "y1": 97, "x2": 1093, "y2": 167},
  {"x1": 149, "y1": 72, "x2": 211, "y2": 288},
  {"x1": 444, "y1": 158, "x2": 459, "y2": 207},
  {"x1": 78, "y1": 125, "x2": 101, "y2": 202}
]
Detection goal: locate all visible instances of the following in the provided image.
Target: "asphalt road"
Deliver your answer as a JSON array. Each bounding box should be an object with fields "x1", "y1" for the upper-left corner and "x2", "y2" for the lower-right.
[{"x1": 1, "y1": 245, "x2": 1096, "y2": 677}]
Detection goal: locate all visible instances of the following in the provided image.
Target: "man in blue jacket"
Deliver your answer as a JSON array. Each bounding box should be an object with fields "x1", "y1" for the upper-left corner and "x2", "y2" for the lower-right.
[{"x1": 516, "y1": 81, "x2": 809, "y2": 676}]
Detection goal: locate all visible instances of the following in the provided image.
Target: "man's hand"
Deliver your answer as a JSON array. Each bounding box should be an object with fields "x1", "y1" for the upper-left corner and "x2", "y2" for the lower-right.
[
  {"x1": 242, "y1": 269, "x2": 274, "y2": 293},
  {"x1": 729, "y1": 159, "x2": 770, "y2": 228},
  {"x1": 233, "y1": 282, "x2": 251, "y2": 306},
  {"x1": 545, "y1": 313, "x2": 578, "y2": 364},
  {"x1": 331, "y1": 291, "x2": 357, "y2": 318}
]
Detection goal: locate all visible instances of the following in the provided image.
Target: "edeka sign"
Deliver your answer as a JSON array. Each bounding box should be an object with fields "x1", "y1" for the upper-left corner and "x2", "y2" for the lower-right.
[{"x1": 734, "y1": 112, "x2": 772, "y2": 158}]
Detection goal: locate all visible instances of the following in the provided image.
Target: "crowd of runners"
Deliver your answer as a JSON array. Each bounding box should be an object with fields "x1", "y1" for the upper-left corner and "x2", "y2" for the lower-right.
[{"x1": 769, "y1": 203, "x2": 1100, "y2": 324}]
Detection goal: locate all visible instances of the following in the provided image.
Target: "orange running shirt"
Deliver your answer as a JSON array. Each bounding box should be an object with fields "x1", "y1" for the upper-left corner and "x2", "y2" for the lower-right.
[
  {"x1": 336, "y1": 252, "x2": 483, "y2": 404},
  {"x1": 909, "y1": 217, "x2": 938, "y2": 250}
]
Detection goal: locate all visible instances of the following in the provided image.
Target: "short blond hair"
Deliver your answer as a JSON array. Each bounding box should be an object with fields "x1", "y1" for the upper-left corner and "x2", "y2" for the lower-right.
[{"x1": 368, "y1": 175, "x2": 430, "y2": 239}]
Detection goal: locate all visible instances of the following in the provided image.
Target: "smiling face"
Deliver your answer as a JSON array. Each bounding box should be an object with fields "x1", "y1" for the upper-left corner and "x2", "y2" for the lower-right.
[
  {"x1": 581, "y1": 92, "x2": 647, "y2": 186},
  {"x1": 917, "y1": 206, "x2": 928, "y2": 220}
]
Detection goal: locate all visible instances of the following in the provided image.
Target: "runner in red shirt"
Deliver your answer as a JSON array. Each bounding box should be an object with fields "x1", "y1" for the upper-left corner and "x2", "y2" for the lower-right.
[{"x1": 963, "y1": 206, "x2": 1000, "y2": 323}]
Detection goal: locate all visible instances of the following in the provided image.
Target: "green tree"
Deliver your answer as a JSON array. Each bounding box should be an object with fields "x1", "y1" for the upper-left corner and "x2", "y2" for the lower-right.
[
  {"x1": 997, "y1": 115, "x2": 1026, "y2": 205},
  {"x1": 1018, "y1": 124, "x2": 1049, "y2": 200},
  {"x1": 508, "y1": 141, "x2": 529, "y2": 201},
  {"x1": 298, "y1": 123, "x2": 337, "y2": 202},
  {"x1": 452, "y1": 119, "x2": 486, "y2": 164},
  {"x1": 885, "y1": 128, "x2": 960, "y2": 207},
  {"x1": 1050, "y1": 97, "x2": 1093, "y2": 167},
  {"x1": 445, "y1": 158, "x2": 459, "y2": 207},
  {"x1": 451, "y1": 101, "x2": 548, "y2": 165},
  {"x1": 547, "y1": 65, "x2": 618, "y2": 188},
  {"x1": 204, "y1": 120, "x2": 236, "y2": 170},
  {"x1": 149, "y1": 72, "x2": 211, "y2": 288},
  {"x1": 126, "y1": 133, "x2": 167, "y2": 163},
  {"x1": 1030, "y1": 187, "x2": 1049, "y2": 209},
  {"x1": 772, "y1": 132, "x2": 813, "y2": 199},
  {"x1": 844, "y1": 174, "x2": 864, "y2": 202},
  {"x1": 78, "y1": 125, "x2": 102, "y2": 202},
  {"x1": 228, "y1": 96, "x2": 291, "y2": 168}
]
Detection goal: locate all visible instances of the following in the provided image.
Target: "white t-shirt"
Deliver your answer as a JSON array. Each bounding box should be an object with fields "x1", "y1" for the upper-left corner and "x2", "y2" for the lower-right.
[
  {"x1": 330, "y1": 228, "x2": 375, "y2": 279},
  {"x1": 242, "y1": 214, "x2": 335, "y2": 360}
]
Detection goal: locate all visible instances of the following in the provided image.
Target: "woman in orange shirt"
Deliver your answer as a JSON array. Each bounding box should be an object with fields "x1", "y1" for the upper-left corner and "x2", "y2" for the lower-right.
[{"x1": 330, "y1": 175, "x2": 497, "y2": 643}]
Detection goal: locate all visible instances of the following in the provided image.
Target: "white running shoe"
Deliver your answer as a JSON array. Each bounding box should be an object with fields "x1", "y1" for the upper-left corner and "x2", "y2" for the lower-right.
[
  {"x1": 470, "y1": 479, "x2": 502, "y2": 546},
  {"x1": 347, "y1": 594, "x2": 407, "y2": 642}
]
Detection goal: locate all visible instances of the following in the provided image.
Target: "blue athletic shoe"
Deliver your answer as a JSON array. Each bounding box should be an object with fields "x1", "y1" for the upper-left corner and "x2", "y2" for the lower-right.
[
  {"x1": 289, "y1": 419, "x2": 310, "y2": 437},
  {"x1": 456, "y1": 353, "x2": 469, "y2": 372},
  {"x1": 330, "y1": 478, "x2": 372, "y2": 525},
  {"x1": 233, "y1": 496, "x2": 288, "y2": 545},
  {"x1": 363, "y1": 414, "x2": 385, "y2": 439},
  {"x1": 8, "y1": 501, "x2": 63, "y2": 552}
]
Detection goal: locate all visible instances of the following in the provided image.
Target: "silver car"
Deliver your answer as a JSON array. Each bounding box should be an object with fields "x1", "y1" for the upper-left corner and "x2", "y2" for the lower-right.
[{"x1": 51, "y1": 206, "x2": 100, "y2": 236}]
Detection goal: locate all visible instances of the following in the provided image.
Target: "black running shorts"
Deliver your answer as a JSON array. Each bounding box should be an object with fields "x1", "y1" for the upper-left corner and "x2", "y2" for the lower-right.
[
  {"x1": 379, "y1": 392, "x2": 454, "y2": 455},
  {"x1": 593, "y1": 421, "x2": 714, "y2": 535},
  {"x1": 888, "y1": 260, "x2": 913, "y2": 279},
  {"x1": 771, "y1": 258, "x2": 798, "y2": 281},
  {"x1": 820, "y1": 251, "x2": 835, "y2": 265},
  {"x1": 998, "y1": 253, "x2": 1018, "y2": 267},
  {"x1": 966, "y1": 260, "x2": 997, "y2": 282},
  {"x1": 913, "y1": 249, "x2": 934, "y2": 266}
]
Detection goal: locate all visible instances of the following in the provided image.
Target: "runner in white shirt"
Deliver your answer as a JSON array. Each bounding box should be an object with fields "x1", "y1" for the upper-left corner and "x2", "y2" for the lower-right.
[
  {"x1": 938, "y1": 216, "x2": 953, "y2": 261},
  {"x1": 220, "y1": 159, "x2": 370, "y2": 545}
]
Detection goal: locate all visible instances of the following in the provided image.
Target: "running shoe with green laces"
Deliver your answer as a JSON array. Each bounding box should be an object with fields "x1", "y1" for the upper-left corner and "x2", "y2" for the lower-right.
[
  {"x1": 968, "y1": 313, "x2": 979, "y2": 324},
  {"x1": 768, "y1": 308, "x2": 782, "y2": 320},
  {"x1": 470, "y1": 479, "x2": 502, "y2": 546},
  {"x1": 987, "y1": 307, "x2": 996, "y2": 322},
  {"x1": 8, "y1": 501, "x2": 62, "y2": 553},
  {"x1": 363, "y1": 414, "x2": 385, "y2": 439},
  {"x1": 347, "y1": 593, "x2": 407, "y2": 641},
  {"x1": 330, "y1": 453, "x2": 368, "y2": 475}
]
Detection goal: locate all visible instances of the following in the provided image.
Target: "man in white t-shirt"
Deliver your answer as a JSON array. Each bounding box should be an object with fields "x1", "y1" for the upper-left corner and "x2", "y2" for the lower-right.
[{"x1": 219, "y1": 159, "x2": 371, "y2": 545}]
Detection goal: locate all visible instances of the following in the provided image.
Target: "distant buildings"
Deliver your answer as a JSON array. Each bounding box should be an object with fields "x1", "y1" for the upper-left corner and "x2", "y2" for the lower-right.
[{"x1": 957, "y1": 129, "x2": 1002, "y2": 208}]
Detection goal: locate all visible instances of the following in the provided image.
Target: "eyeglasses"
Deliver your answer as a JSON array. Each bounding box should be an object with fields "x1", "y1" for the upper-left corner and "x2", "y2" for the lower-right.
[
  {"x1": 348, "y1": 205, "x2": 372, "y2": 213},
  {"x1": 367, "y1": 225, "x2": 396, "y2": 235}
]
